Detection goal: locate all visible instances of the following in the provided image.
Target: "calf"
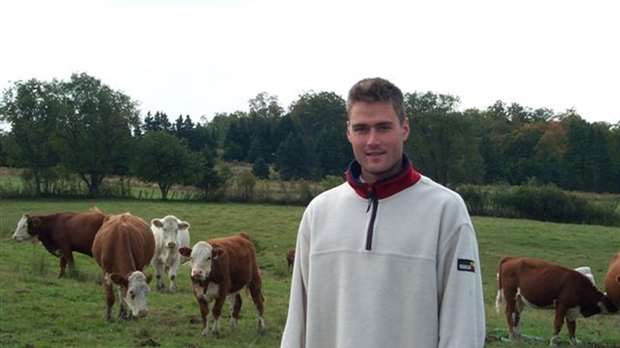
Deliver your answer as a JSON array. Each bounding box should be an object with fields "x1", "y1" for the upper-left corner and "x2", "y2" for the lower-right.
[
  {"x1": 92, "y1": 213, "x2": 155, "y2": 320},
  {"x1": 286, "y1": 249, "x2": 295, "y2": 271},
  {"x1": 12, "y1": 208, "x2": 106, "y2": 277},
  {"x1": 179, "y1": 232, "x2": 265, "y2": 337},
  {"x1": 495, "y1": 256, "x2": 618, "y2": 346},
  {"x1": 604, "y1": 251, "x2": 620, "y2": 308},
  {"x1": 150, "y1": 215, "x2": 190, "y2": 292}
]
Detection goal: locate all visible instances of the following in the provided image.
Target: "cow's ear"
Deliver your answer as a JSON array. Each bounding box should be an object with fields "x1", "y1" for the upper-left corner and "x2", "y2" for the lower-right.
[
  {"x1": 179, "y1": 247, "x2": 192, "y2": 257},
  {"x1": 151, "y1": 219, "x2": 163, "y2": 228},
  {"x1": 616, "y1": 275, "x2": 620, "y2": 284},
  {"x1": 109, "y1": 273, "x2": 128, "y2": 287},
  {"x1": 32, "y1": 217, "x2": 42, "y2": 228},
  {"x1": 179, "y1": 222, "x2": 190, "y2": 230},
  {"x1": 213, "y1": 247, "x2": 224, "y2": 260},
  {"x1": 144, "y1": 273, "x2": 153, "y2": 284}
]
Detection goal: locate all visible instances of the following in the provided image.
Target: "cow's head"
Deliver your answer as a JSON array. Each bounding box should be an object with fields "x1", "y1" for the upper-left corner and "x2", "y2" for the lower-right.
[
  {"x1": 580, "y1": 290, "x2": 619, "y2": 317},
  {"x1": 151, "y1": 215, "x2": 190, "y2": 249},
  {"x1": 179, "y1": 241, "x2": 223, "y2": 281},
  {"x1": 12, "y1": 215, "x2": 39, "y2": 242},
  {"x1": 109, "y1": 271, "x2": 153, "y2": 318}
]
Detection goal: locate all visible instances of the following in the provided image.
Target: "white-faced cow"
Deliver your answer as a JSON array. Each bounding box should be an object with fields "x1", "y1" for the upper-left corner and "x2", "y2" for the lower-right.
[
  {"x1": 604, "y1": 251, "x2": 620, "y2": 308},
  {"x1": 495, "y1": 256, "x2": 618, "y2": 346},
  {"x1": 12, "y1": 208, "x2": 106, "y2": 277},
  {"x1": 179, "y1": 232, "x2": 265, "y2": 337},
  {"x1": 150, "y1": 215, "x2": 190, "y2": 292},
  {"x1": 92, "y1": 213, "x2": 155, "y2": 321}
]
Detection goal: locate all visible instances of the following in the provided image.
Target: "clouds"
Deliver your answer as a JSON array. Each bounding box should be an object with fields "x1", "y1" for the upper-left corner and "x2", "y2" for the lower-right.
[{"x1": 1, "y1": 0, "x2": 618, "y2": 123}]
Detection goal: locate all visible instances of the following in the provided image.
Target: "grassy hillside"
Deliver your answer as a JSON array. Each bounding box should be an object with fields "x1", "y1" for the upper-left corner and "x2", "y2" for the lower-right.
[{"x1": 1, "y1": 199, "x2": 619, "y2": 347}]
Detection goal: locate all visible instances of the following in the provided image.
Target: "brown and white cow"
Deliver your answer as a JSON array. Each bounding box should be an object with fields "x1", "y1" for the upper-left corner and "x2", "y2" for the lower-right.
[
  {"x1": 179, "y1": 232, "x2": 265, "y2": 337},
  {"x1": 150, "y1": 215, "x2": 191, "y2": 292},
  {"x1": 92, "y1": 213, "x2": 155, "y2": 321},
  {"x1": 604, "y1": 251, "x2": 620, "y2": 308},
  {"x1": 495, "y1": 256, "x2": 618, "y2": 346},
  {"x1": 12, "y1": 208, "x2": 106, "y2": 277},
  {"x1": 286, "y1": 249, "x2": 295, "y2": 271}
]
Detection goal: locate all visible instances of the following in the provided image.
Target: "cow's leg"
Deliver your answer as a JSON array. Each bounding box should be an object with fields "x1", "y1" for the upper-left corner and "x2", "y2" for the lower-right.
[
  {"x1": 211, "y1": 295, "x2": 227, "y2": 336},
  {"x1": 248, "y1": 280, "x2": 266, "y2": 335},
  {"x1": 154, "y1": 260, "x2": 166, "y2": 291},
  {"x1": 59, "y1": 256, "x2": 67, "y2": 278},
  {"x1": 168, "y1": 257, "x2": 179, "y2": 292},
  {"x1": 503, "y1": 288, "x2": 520, "y2": 341},
  {"x1": 59, "y1": 246, "x2": 76, "y2": 277},
  {"x1": 549, "y1": 308, "x2": 567, "y2": 347},
  {"x1": 196, "y1": 296, "x2": 211, "y2": 337},
  {"x1": 229, "y1": 293, "x2": 242, "y2": 331},
  {"x1": 104, "y1": 282, "x2": 115, "y2": 321},
  {"x1": 118, "y1": 287, "x2": 129, "y2": 319},
  {"x1": 566, "y1": 319, "x2": 579, "y2": 346}
]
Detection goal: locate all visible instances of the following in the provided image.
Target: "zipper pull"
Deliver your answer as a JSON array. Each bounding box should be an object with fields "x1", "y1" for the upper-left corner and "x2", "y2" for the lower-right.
[{"x1": 366, "y1": 186, "x2": 374, "y2": 212}]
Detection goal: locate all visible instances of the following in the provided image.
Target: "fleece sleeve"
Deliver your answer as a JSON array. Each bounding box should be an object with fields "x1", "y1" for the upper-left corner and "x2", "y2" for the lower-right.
[
  {"x1": 436, "y1": 215, "x2": 486, "y2": 347},
  {"x1": 280, "y1": 208, "x2": 312, "y2": 348}
]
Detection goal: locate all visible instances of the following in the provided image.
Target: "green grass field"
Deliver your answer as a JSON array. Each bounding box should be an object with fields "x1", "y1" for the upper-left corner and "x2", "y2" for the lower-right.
[{"x1": 1, "y1": 199, "x2": 619, "y2": 347}]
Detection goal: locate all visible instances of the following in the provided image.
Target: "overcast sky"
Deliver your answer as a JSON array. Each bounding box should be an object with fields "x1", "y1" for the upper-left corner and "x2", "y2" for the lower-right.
[{"x1": 1, "y1": 0, "x2": 619, "y2": 125}]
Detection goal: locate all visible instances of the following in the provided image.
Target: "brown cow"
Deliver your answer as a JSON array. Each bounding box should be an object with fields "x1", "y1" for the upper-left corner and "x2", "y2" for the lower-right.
[
  {"x1": 92, "y1": 213, "x2": 155, "y2": 321},
  {"x1": 495, "y1": 256, "x2": 618, "y2": 346},
  {"x1": 12, "y1": 208, "x2": 106, "y2": 277},
  {"x1": 286, "y1": 249, "x2": 295, "y2": 271},
  {"x1": 604, "y1": 251, "x2": 620, "y2": 308},
  {"x1": 179, "y1": 232, "x2": 265, "y2": 337}
]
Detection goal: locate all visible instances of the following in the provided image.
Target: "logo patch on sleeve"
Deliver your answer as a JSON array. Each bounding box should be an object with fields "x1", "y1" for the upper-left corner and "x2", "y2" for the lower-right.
[{"x1": 457, "y1": 259, "x2": 476, "y2": 273}]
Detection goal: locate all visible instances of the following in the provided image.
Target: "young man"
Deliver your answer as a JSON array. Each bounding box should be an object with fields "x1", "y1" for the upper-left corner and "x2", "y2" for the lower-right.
[{"x1": 280, "y1": 77, "x2": 485, "y2": 348}]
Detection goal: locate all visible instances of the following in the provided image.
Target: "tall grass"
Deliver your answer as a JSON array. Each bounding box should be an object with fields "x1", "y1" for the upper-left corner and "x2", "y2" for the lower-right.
[{"x1": 1, "y1": 199, "x2": 619, "y2": 347}]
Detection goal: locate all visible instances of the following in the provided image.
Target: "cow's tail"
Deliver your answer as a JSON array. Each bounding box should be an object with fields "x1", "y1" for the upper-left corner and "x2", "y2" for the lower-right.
[
  {"x1": 495, "y1": 274, "x2": 504, "y2": 314},
  {"x1": 495, "y1": 258, "x2": 506, "y2": 315}
]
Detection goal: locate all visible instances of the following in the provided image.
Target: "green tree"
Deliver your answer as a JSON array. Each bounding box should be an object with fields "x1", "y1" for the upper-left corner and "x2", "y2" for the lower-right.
[
  {"x1": 248, "y1": 92, "x2": 284, "y2": 119},
  {"x1": 207, "y1": 112, "x2": 235, "y2": 147},
  {"x1": 131, "y1": 131, "x2": 202, "y2": 200},
  {"x1": 561, "y1": 113, "x2": 594, "y2": 191},
  {"x1": 143, "y1": 111, "x2": 172, "y2": 133},
  {"x1": 533, "y1": 121, "x2": 567, "y2": 186},
  {"x1": 405, "y1": 92, "x2": 483, "y2": 185},
  {"x1": 252, "y1": 157, "x2": 270, "y2": 179},
  {"x1": 288, "y1": 91, "x2": 349, "y2": 177},
  {"x1": 501, "y1": 122, "x2": 546, "y2": 185},
  {"x1": 0, "y1": 78, "x2": 62, "y2": 196},
  {"x1": 275, "y1": 131, "x2": 318, "y2": 180},
  {"x1": 54, "y1": 73, "x2": 139, "y2": 197},
  {"x1": 193, "y1": 146, "x2": 223, "y2": 200}
]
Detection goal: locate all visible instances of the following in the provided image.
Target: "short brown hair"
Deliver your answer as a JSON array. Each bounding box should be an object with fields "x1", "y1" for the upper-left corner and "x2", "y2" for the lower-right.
[{"x1": 346, "y1": 77, "x2": 406, "y2": 123}]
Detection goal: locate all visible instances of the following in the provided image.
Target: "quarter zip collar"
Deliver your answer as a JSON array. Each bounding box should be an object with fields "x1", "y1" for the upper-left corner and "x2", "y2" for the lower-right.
[{"x1": 345, "y1": 155, "x2": 421, "y2": 250}]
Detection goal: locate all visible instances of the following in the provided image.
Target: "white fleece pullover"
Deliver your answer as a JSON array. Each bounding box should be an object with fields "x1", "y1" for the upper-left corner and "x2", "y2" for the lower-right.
[{"x1": 280, "y1": 175, "x2": 485, "y2": 348}]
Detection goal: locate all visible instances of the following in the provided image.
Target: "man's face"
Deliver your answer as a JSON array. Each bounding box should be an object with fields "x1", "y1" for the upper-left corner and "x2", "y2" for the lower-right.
[{"x1": 347, "y1": 101, "x2": 409, "y2": 183}]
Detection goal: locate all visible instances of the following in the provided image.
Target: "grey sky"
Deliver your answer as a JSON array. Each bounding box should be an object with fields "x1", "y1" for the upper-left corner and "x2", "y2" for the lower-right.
[{"x1": 1, "y1": 0, "x2": 618, "y2": 124}]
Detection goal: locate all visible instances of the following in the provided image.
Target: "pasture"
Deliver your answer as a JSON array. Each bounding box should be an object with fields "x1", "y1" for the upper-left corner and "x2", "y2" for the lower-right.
[{"x1": 1, "y1": 199, "x2": 619, "y2": 347}]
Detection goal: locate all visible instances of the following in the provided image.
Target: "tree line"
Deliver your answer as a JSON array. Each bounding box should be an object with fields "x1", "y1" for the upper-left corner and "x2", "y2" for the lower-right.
[{"x1": 1, "y1": 72, "x2": 619, "y2": 200}]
